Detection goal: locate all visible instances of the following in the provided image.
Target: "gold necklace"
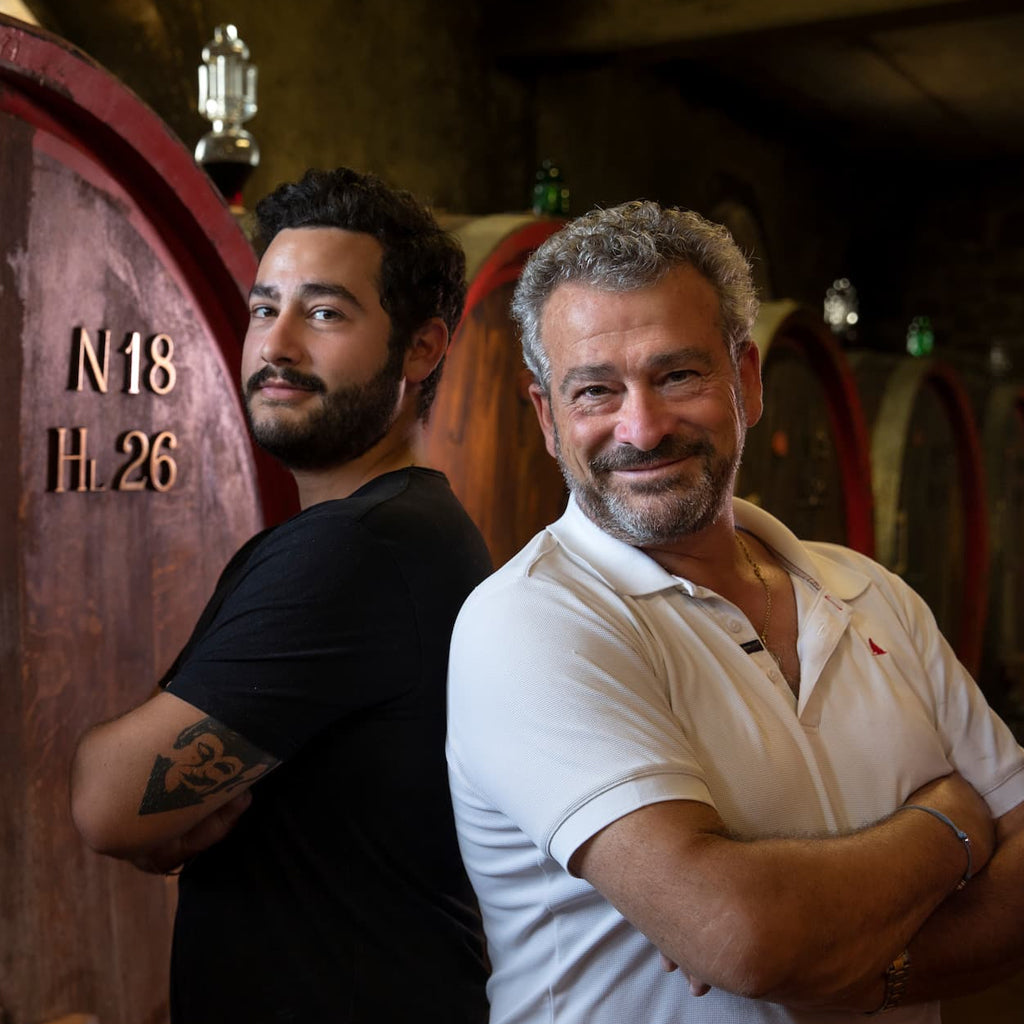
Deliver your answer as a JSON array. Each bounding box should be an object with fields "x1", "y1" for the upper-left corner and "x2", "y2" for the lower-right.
[{"x1": 736, "y1": 532, "x2": 773, "y2": 652}]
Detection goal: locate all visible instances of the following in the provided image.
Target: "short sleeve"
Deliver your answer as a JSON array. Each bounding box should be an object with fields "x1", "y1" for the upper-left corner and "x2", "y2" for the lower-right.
[
  {"x1": 899, "y1": 580, "x2": 1024, "y2": 818},
  {"x1": 168, "y1": 513, "x2": 415, "y2": 760},
  {"x1": 447, "y1": 571, "x2": 713, "y2": 870}
]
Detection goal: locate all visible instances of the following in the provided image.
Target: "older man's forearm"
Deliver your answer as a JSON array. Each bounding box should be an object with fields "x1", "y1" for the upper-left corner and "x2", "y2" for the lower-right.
[{"x1": 902, "y1": 802, "x2": 1024, "y2": 1002}]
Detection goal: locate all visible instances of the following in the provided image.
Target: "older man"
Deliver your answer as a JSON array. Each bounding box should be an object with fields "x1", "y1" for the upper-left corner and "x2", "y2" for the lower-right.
[{"x1": 446, "y1": 201, "x2": 1024, "y2": 1023}]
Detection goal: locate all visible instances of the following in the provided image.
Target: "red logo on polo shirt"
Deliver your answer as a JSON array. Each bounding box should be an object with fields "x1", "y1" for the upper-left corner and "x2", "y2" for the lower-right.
[{"x1": 868, "y1": 638, "x2": 887, "y2": 655}]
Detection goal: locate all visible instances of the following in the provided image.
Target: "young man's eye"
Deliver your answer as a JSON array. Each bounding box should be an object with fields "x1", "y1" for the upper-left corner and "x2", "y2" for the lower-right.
[{"x1": 250, "y1": 305, "x2": 275, "y2": 319}]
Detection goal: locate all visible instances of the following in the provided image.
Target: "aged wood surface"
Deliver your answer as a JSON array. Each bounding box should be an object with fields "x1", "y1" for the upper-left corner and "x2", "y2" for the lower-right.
[
  {"x1": 425, "y1": 217, "x2": 568, "y2": 567},
  {"x1": 737, "y1": 301, "x2": 875, "y2": 555},
  {"x1": 0, "y1": 17, "x2": 281, "y2": 1024},
  {"x1": 851, "y1": 352, "x2": 989, "y2": 678}
]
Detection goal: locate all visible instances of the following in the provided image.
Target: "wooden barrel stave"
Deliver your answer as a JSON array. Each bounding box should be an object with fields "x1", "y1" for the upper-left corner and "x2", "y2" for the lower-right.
[
  {"x1": 850, "y1": 354, "x2": 989, "y2": 677},
  {"x1": 737, "y1": 301, "x2": 875, "y2": 555},
  {"x1": 0, "y1": 16, "x2": 281, "y2": 1024},
  {"x1": 425, "y1": 214, "x2": 568, "y2": 567},
  {"x1": 981, "y1": 384, "x2": 1024, "y2": 722}
]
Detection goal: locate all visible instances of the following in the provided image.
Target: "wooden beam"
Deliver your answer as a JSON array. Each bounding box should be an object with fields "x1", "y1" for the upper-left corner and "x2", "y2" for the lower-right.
[{"x1": 492, "y1": 0, "x2": 1020, "y2": 58}]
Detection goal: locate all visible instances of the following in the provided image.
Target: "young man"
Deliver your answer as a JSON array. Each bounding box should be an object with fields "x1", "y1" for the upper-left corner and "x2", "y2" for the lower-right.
[
  {"x1": 446, "y1": 200, "x2": 1024, "y2": 1023},
  {"x1": 72, "y1": 168, "x2": 491, "y2": 1023}
]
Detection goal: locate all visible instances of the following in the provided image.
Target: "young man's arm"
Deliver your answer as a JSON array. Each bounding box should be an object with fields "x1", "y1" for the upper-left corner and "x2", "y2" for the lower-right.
[
  {"x1": 124, "y1": 792, "x2": 256, "y2": 874},
  {"x1": 572, "y1": 771, "x2": 993, "y2": 1009},
  {"x1": 71, "y1": 690, "x2": 279, "y2": 864}
]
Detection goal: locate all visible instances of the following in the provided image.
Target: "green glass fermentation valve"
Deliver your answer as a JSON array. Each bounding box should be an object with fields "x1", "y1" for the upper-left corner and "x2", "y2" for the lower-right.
[
  {"x1": 907, "y1": 315, "x2": 935, "y2": 357},
  {"x1": 195, "y1": 24, "x2": 260, "y2": 205},
  {"x1": 532, "y1": 159, "x2": 570, "y2": 217}
]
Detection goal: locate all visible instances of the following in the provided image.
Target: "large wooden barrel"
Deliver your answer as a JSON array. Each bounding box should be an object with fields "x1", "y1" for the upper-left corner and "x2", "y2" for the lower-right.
[
  {"x1": 424, "y1": 214, "x2": 568, "y2": 566},
  {"x1": 980, "y1": 383, "x2": 1024, "y2": 717},
  {"x1": 736, "y1": 301, "x2": 875, "y2": 554},
  {"x1": 0, "y1": 17, "x2": 291, "y2": 1024},
  {"x1": 850, "y1": 354, "x2": 989, "y2": 676}
]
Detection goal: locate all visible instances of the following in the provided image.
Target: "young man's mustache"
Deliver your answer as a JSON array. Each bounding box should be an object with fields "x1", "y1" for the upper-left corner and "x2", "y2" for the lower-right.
[{"x1": 245, "y1": 366, "x2": 326, "y2": 396}]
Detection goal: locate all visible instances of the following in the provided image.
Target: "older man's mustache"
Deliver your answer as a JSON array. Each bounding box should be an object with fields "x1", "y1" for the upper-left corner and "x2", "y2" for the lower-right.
[{"x1": 590, "y1": 437, "x2": 714, "y2": 474}]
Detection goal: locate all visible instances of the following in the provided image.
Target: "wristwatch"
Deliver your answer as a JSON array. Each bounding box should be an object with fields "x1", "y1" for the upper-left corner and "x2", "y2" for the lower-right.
[{"x1": 871, "y1": 949, "x2": 911, "y2": 1014}]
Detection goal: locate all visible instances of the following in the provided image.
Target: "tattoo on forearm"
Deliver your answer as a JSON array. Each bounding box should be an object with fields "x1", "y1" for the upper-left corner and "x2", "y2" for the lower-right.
[{"x1": 138, "y1": 716, "x2": 279, "y2": 815}]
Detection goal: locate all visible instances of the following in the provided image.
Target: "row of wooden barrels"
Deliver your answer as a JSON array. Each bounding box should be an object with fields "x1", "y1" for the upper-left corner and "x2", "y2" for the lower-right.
[
  {"x1": 426, "y1": 218, "x2": 1023, "y2": 715},
  {"x1": 0, "y1": 19, "x2": 1018, "y2": 1024}
]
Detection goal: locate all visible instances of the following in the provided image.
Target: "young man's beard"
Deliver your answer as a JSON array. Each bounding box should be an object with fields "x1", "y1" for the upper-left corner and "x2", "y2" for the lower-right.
[{"x1": 244, "y1": 343, "x2": 405, "y2": 472}]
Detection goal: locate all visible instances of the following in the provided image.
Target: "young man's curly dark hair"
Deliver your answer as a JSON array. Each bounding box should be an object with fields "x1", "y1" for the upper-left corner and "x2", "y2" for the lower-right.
[{"x1": 254, "y1": 168, "x2": 466, "y2": 419}]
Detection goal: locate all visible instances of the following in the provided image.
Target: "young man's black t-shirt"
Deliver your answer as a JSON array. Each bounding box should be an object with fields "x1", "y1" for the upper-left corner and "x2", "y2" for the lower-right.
[{"x1": 165, "y1": 468, "x2": 492, "y2": 1024}]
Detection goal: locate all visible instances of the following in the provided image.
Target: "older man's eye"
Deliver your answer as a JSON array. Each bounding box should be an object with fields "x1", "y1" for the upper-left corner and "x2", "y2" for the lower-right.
[{"x1": 665, "y1": 369, "x2": 697, "y2": 383}]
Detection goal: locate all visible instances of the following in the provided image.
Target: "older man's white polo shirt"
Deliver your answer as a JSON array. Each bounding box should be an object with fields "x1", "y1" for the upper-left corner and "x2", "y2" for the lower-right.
[{"x1": 447, "y1": 497, "x2": 1024, "y2": 1024}]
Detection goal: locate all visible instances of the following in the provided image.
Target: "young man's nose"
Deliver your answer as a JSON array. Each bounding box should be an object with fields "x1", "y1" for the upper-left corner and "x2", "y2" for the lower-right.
[{"x1": 258, "y1": 314, "x2": 304, "y2": 366}]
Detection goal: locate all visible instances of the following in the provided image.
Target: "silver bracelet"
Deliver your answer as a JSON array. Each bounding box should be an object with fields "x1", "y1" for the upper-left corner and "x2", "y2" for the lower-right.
[{"x1": 900, "y1": 804, "x2": 973, "y2": 890}]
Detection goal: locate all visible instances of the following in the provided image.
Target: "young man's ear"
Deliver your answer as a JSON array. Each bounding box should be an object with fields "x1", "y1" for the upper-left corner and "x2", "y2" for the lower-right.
[
  {"x1": 404, "y1": 318, "x2": 449, "y2": 383},
  {"x1": 528, "y1": 382, "x2": 558, "y2": 460}
]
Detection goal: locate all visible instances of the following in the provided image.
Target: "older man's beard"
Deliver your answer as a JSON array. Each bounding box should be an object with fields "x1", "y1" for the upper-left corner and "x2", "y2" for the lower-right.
[
  {"x1": 554, "y1": 428, "x2": 743, "y2": 546},
  {"x1": 243, "y1": 343, "x2": 405, "y2": 471}
]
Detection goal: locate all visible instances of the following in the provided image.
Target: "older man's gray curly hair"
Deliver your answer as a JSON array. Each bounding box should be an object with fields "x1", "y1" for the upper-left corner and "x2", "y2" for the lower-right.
[{"x1": 511, "y1": 201, "x2": 760, "y2": 393}]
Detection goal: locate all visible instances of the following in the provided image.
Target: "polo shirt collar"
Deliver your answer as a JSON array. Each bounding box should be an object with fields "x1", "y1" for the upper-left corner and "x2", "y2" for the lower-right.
[
  {"x1": 547, "y1": 497, "x2": 679, "y2": 597},
  {"x1": 547, "y1": 494, "x2": 870, "y2": 602},
  {"x1": 733, "y1": 499, "x2": 870, "y2": 602}
]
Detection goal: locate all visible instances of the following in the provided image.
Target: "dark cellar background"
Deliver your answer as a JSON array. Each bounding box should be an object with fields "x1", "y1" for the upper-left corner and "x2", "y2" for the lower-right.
[
  {"x1": 13, "y1": 0, "x2": 1024, "y2": 367},
  {"x1": 2, "y1": 4, "x2": 1023, "y2": 1022}
]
